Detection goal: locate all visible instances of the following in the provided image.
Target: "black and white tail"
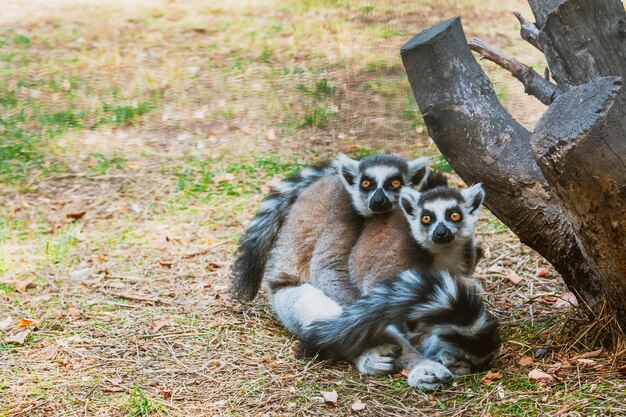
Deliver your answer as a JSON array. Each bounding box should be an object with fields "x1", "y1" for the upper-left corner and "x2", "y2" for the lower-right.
[
  {"x1": 301, "y1": 268, "x2": 500, "y2": 369},
  {"x1": 231, "y1": 161, "x2": 337, "y2": 301}
]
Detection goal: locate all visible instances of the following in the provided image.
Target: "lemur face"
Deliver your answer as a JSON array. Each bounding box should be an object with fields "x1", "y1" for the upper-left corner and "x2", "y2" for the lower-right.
[
  {"x1": 336, "y1": 154, "x2": 429, "y2": 217},
  {"x1": 399, "y1": 184, "x2": 485, "y2": 250}
]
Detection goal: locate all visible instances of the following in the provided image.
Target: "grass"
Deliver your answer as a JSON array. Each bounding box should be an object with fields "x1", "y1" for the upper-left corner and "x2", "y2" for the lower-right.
[
  {"x1": 125, "y1": 386, "x2": 166, "y2": 417},
  {"x1": 1, "y1": 0, "x2": 623, "y2": 416}
]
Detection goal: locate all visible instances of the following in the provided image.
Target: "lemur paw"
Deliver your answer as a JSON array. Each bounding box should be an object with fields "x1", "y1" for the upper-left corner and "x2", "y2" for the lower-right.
[
  {"x1": 354, "y1": 344, "x2": 400, "y2": 375},
  {"x1": 407, "y1": 360, "x2": 453, "y2": 391},
  {"x1": 430, "y1": 349, "x2": 472, "y2": 377}
]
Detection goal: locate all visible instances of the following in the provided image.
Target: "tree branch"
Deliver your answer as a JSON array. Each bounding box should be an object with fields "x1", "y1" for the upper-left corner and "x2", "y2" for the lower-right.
[
  {"x1": 513, "y1": 12, "x2": 543, "y2": 51},
  {"x1": 469, "y1": 38, "x2": 558, "y2": 105}
]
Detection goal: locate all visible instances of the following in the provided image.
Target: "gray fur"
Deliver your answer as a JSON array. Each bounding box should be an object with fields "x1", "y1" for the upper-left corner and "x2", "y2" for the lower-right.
[
  {"x1": 231, "y1": 161, "x2": 337, "y2": 301},
  {"x1": 301, "y1": 268, "x2": 500, "y2": 373}
]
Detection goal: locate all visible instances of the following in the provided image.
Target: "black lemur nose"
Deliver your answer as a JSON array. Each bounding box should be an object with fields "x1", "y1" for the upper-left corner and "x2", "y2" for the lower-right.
[
  {"x1": 371, "y1": 188, "x2": 385, "y2": 205},
  {"x1": 432, "y1": 223, "x2": 454, "y2": 244}
]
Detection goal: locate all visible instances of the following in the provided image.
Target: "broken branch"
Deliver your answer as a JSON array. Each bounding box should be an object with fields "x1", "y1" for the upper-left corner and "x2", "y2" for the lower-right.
[
  {"x1": 513, "y1": 11, "x2": 543, "y2": 51},
  {"x1": 469, "y1": 37, "x2": 558, "y2": 105}
]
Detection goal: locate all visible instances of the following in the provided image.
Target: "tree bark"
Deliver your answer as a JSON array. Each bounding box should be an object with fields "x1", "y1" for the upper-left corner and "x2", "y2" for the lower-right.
[
  {"x1": 400, "y1": 17, "x2": 602, "y2": 307},
  {"x1": 531, "y1": 76, "x2": 626, "y2": 318},
  {"x1": 401, "y1": 0, "x2": 626, "y2": 327},
  {"x1": 531, "y1": 0, "x2": 626, "y2": 87}
]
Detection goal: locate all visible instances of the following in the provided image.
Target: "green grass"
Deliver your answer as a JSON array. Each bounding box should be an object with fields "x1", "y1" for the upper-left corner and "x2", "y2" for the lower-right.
[
  {"x1": 294, "y1": 78, "x2": 338, "y2": 127},
  {"x1": 125, "y1": 386, "x2": 166, "y2": 417},
  {"x1": 89, "y1": 152, "x2": 128, "y2": 175},
  {"x1": 0, "y1": 33, "x2": 159, "y2": 183},
  {"x1": 432, "y1": 155, "x2": 454, "y2": 174},
  {"x1": 172, "y1": 155, "x2": 305, "y2": 201},
  {"x1": 45, "y1": 223, "x2": 81, "y2": 265}
]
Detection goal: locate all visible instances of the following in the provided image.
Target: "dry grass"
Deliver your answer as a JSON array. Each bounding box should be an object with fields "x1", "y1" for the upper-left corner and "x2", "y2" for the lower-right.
[{"x1": 1, "y1": 0, "x2": 625, "y2": 416}]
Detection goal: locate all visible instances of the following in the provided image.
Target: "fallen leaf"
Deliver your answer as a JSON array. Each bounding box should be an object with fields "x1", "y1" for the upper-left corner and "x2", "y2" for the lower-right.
[
  {"x1": 518, "y1": 356, "x2": 534, "y2": 366},
  {"x1": 537, "y1": 268, "x2": 550, "y2": 277},
  {"x1": 506, "y1": 270, "x2": 524, "y2": 285},
  {"x1": 0, "y1": 316, "x2": 13, "y2": 331},
  {"x1": 66, "y1": 211, "x2": 86, "y2": 220},
  {"x1": 206, "y1": 262, "x2": 222, "y2": 271},
  {"x1": 130, "y1": 203, "x2": 143, "y2": 213},
  {"x1": 495, "y1": 385, "x2": 506, "y2": 400},
  {"x1": 158, "y1": 259, "x2": 175, "y2": 267},
  {"x1": 554, "y1": 292, "x2": 578, "y2": 308},
  {"x1": 16, "y1": 278, "x2": 35, "y2": 292},
  {"x1": 351, "y1": 400, "x2": 366, "y2": 411},
  {"x1": 576, "y1": 358, "x2": 595, "y2": 365},
  {"x1": 321, "y1": 390, "x2": 338, "y2": 404},
  {"x1": 17, "y1": 318, "x2": 35, "y2": 328},
  {"x1": 7, "y1": 329, "x2": 30, "y2": 344},
  {"x1": 70, "y1": 268, "x2": 93, "y2": 280},
  {"x1": 617, "y1": 365, "x2": 626, "y2": 376},
  {"x1": 528, "y1": 369, "x2": 559, "y2": 383},
  {"x1": 102, "y1": 385, "x2": 126, "y2": 393},
  {"x1": 480, "y1": 370, "x2": 503, "y2": 385},
  {"x1": 212, "y1": 173, "x2": 236, "y2": 184},
  {"x1": 400, "y1": 368, "x2": 410, "y2": 377},
  {"x1": 67, "y1": 307, "x2": 81, "y2": 319},
  {"x1": 266, "y1": 128, "x2": 276, "y2": 140},
  {"x1": 572, "y1": 348, "x2": 603, "y2": 360},
  {"x1": 149, "y1": 319, "x2": 171, "y2": 334}
]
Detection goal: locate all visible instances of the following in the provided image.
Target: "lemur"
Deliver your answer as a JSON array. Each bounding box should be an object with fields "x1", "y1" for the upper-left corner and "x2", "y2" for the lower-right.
[
  {"x1": 231, "y1": 153, "x2": 430, "y2": 302},
  {"x1": 350, "y1": 183, "x2": 485, "y2": 292},
  {"x1": 232, "y1": 153, "x2": 496, "y2": 390},
  {"x1": 297, "y1": 182, "x2": 498, "y2": 389},
  {"x1": 262, "y1": 155, "x2": 432, "y2": 329}
]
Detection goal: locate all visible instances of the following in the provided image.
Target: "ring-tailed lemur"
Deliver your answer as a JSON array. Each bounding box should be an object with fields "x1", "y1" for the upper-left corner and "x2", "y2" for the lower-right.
[
  {"x1": 350, "y1": 183, "x2": 485, "y2": 292},
  {"x1": 231, "y1": 153, "x2": 431, "y2": 302},
  {"x1": 232, "y1": 153, "x2": 494, "y2": 390},
  {"x1": 297, "y1": 182, "x2": 497, "y2": 389},
  {"x1": 301, "y1": 268, "x2": 500, "y2": 391}
]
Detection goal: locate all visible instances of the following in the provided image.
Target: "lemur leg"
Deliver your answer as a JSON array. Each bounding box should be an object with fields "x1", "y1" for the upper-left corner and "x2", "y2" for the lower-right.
[
  {"x1": 270, "y1": 283, "x2": 343, "y2": 336},
  {"x1": 384, "y1": 325, "x2": 454, "y2": 391}
]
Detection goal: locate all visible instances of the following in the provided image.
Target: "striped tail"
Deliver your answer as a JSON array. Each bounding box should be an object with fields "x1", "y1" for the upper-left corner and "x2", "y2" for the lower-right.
[
  {"x1": 301, "y1": 269, "x2": 500, "y2": 369},
  {"x1": 231, "y1": 161, "x2": 336, "y2": 301}
]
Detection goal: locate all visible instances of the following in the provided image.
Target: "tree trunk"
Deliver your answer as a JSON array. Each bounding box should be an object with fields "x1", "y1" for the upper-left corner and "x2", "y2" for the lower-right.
[
  {"x1": 532, "y1": 76, "x2": 626, "y2": 316},
  {"x1": 401, "y1": 0, "x2": 626, "y2": 327}
]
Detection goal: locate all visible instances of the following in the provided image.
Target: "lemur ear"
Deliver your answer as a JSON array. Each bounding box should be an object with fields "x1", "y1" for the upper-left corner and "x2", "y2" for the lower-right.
[
  {"x1": 399, "y1": 187, "x2": 420, "y2": 217},
  {"x1": 462, "y1": 183, "x2": 485, "y2": 213},
  {"x1": 334, "y1": 153, "x2": 359, "y2": 187},
  {"x1": 407, "y1": 157, "x2": 430, "y2": 188}
]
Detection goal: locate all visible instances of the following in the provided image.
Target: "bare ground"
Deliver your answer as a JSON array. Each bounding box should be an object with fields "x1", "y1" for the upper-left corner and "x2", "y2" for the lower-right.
[{"x1": 1, "y1": 0, "x2": 625, "y2": 416}]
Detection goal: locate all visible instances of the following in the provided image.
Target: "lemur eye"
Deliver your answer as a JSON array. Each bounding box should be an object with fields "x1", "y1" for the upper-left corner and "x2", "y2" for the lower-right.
[
  {"x1": 361, "y1": 180, "x2": 371, "y2": 189},
  {"x1": 450, "y1": 212, "x2": 462, "y2": 222},
  {"x1": 421, "y1": 215, "x2": 432, "y2": 224},
  {"x1": 391, "y1": 179, "x2": 402, "y2": 188}
]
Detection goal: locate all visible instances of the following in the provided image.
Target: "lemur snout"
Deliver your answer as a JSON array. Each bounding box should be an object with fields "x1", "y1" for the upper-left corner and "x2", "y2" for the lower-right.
[
  {"x1": 432, "y1": 223, "x2": 454, "y2": 244},
  {"x1": 369, "y1": 188, "x2": 392, "y2": 212}
]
